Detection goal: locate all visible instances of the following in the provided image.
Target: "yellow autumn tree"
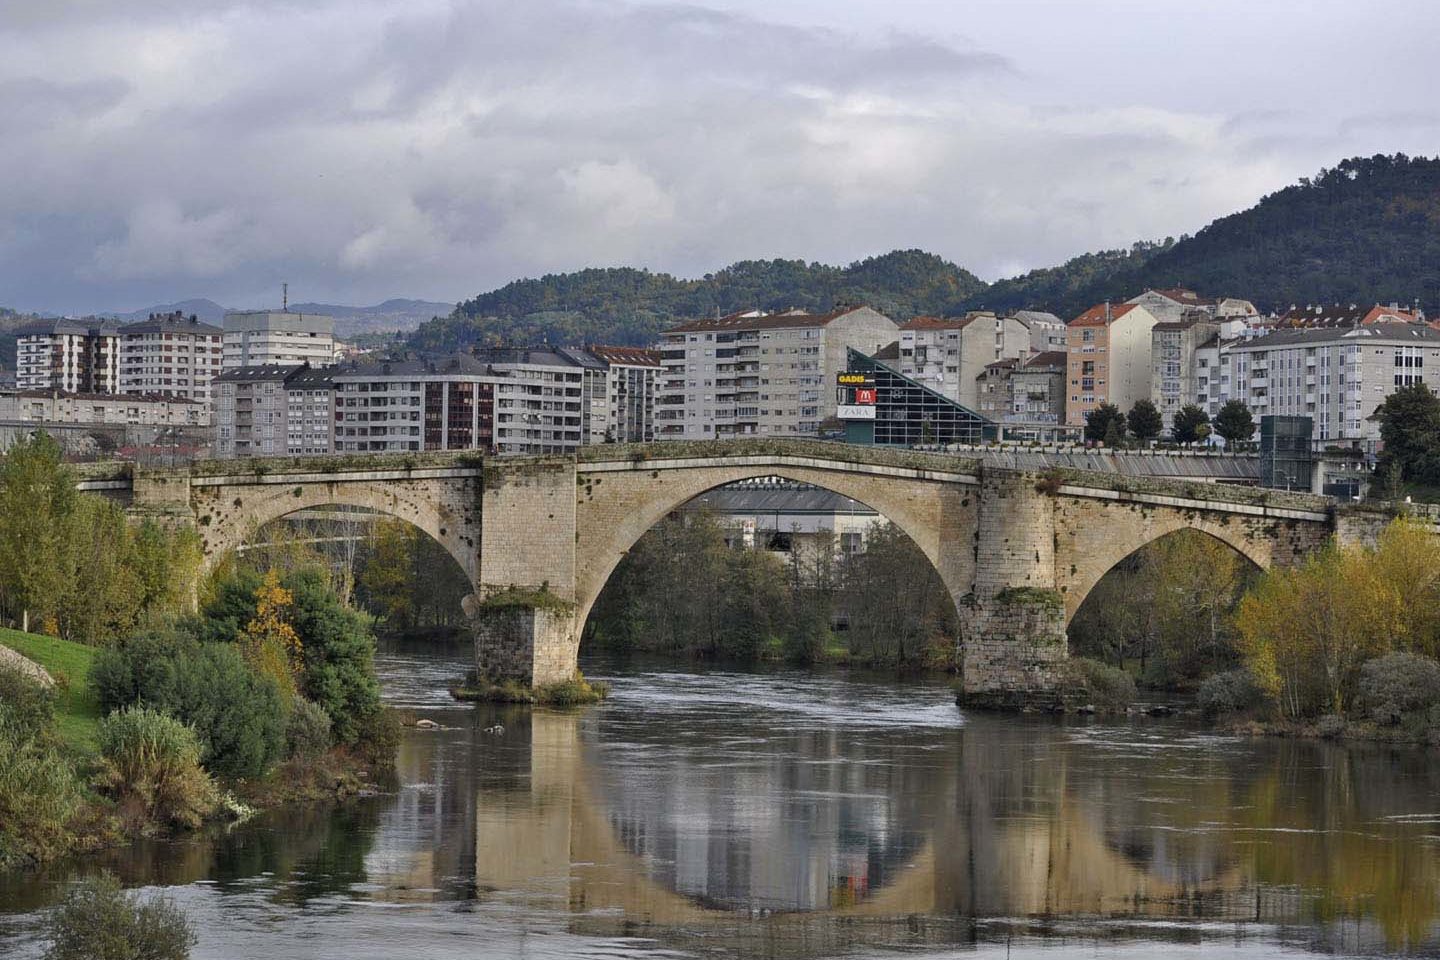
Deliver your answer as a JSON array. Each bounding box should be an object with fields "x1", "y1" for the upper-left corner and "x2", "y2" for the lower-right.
[
  {"x1": 242, "y1": 570, "x2": 303, "y2": 701},
  {"x1": 1237, "y1": 542, "x2": 1403, "y2": 718},
  {"x1": 1368, "y1": 516, "x2": 1440, "y2": 657}
]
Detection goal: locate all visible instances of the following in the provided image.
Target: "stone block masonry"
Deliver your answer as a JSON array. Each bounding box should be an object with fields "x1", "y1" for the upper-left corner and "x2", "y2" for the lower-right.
[{"x1": 473, "y1": 606, "x2": 577, "y2": 687}]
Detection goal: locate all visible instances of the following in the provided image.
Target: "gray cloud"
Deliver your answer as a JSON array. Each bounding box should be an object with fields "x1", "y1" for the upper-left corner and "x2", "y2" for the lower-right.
[{"x1": 1, "y1": 0, "x2": 1438, "y2": 314}]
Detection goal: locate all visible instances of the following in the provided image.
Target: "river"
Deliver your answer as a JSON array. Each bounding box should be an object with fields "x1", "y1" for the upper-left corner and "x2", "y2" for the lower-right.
[{"x1": 3, "y1": 642, "x2": 1440, "y2": 958}]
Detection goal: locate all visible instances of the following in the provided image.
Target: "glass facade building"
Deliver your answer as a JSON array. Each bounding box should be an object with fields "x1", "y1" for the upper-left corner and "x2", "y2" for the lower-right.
[{"x1": 838, "y1": 348, "x2": 994, "y2": 446}]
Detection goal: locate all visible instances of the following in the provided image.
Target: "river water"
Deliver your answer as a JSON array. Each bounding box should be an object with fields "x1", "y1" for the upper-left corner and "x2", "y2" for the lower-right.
[{"x1": 4, "y1": 642, "x2": 1440, "y2": 958}]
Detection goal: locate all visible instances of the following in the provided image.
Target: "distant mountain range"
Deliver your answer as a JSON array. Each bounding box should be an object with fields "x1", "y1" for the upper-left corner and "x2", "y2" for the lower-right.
[{"x1": 95, "y1": 298, "x2": 455, "y2": 338}]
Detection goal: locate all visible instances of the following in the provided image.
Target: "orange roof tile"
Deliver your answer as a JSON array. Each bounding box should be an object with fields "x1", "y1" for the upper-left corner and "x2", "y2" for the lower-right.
[{"x1": 1069, "y1": 303, "x2": 1139, "y2": 327}]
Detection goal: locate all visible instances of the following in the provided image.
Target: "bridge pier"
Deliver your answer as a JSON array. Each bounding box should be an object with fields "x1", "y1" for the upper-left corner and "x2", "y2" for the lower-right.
[
  {"x1": 471, "y1": 603, "x2": 579, "y2": 688},
  {"x1": 956, "y1": 470, "x2": 1067, "y2": 710}
]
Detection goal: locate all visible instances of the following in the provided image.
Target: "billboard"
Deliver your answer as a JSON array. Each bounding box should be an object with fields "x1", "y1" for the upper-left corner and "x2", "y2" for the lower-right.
[
  {"x1": 837, "y1": 404, "x2": 877, "y2": 420},
  {"x1": 837, "y1": 373, "x2": 872, "y2": 385}
]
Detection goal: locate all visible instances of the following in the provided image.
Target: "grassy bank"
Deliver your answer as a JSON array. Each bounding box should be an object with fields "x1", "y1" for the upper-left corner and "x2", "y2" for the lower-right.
[{"x1": 0, "y1": 628, "x2": 101, "y2": 753}]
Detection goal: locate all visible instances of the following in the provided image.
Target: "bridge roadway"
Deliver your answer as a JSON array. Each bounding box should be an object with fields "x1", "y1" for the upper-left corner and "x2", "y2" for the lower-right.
[{"x1": 75, "y1": 439, "x2": 1412, "y2": 707}]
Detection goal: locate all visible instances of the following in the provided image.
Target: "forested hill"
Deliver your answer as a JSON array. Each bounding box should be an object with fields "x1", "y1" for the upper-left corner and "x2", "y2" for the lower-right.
[
  {"x1": 968, "y1": 154, "x2": 1440, "y2": 316},
  {"x1": 407, "y1": 250, "x2": 985, "y2": 351},
  {"x1": 411, "y1": 153, "x2": 1440, "y2": 350}
]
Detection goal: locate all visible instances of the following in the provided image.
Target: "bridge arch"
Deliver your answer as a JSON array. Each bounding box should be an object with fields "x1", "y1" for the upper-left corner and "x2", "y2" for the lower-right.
[
  {"x1": 570, "y1": 460, "x2": 977, "y2": 639},
  {"x1": 1056, "y1": 512, "x2": 1271, "y2": 624},
  {"x1": 192, "y1": 476, "x2": 480, "y2": 587}
]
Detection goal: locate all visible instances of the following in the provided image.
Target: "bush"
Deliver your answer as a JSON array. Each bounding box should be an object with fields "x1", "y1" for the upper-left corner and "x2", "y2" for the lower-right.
[
  {"x1": 0, "y1": 707, "x2": 86, "y2": 869},
  {"x1": 1197, "y1": 668, "x2": 1267, "y2": 719},
  {"x1": 43, "y1": 872, "x2": 195, "y2": 960},
  {"x1": 1062, "y1": 657, "x2": 1136, "y2": 711},
  {"x1": 1358, "y1": 652, "x2": 1440, "y2": 726},
  {"x1": 0, "y1": 661, "x2": 56, "y2": 729},
  {"x1": 285, "y1": 698, "x2": 332, "y2": 761},
  {"x1": 96, "y1": 706, "x2": 217, "y2": 831},
  {"x1": 351, "y1": 706, "x2": 401, "y2": 771},
  {"x1": 91, "y1": 629, "x2": 195, "y2": 716},
  {"x1": 285, "y1": 569, "x2": 381, "y2": 744},
  {"x1": 92, "y1": 633, "x2": 287, "y2": 780}
]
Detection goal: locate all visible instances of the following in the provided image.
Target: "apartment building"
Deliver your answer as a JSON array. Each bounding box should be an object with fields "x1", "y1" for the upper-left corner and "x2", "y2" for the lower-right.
[
  {"x1": 0, "y1": 389, "x2": 207, "y2": 427},
  {"x1": 1226, "y1": 323, "x2": 1440, "y2": 451},
  {"x1": 330, "y1": 350, "x2": 586, "y2": 455},
  {"x1": 974, "y1": 351, "x2": 1069, "y2": 439},
  {"x1": 1127, "y1": 288, "x2": 1258, "y2": 323},
  {"x1": 656, "y1": 307, "x2": 898, "y2": 440},
  {"x1": 1013, "y1": 311, "x2": 1067, "y2": 353},
  {"x1": 223, "y1": 311, "x2": 339, "y2": 368},
  {"x1": 1150, "y1": 318, "x2": 1218, "y2": 430},
  {"x1": 1065, "y1": 303, "x2": 1161, "y2": 428},
  {"x1": 1276, "y1": 302, "x2": 1423, "y2": 329},
  {"x1": 14, "y1": 319, "x2": 121, "y2": 393},
  {"x1": 213, "y1": 363, "x2": 334, "y2": 458},
  {"x1": 118, "y1": 312, "x2": 224, "y2": 405},
  {"x1": 583, "y1": 345, "x2": 661, "y2": 443},
  {"x1": 897, "y1": 312, "x2": 1031, "y2": 410}
]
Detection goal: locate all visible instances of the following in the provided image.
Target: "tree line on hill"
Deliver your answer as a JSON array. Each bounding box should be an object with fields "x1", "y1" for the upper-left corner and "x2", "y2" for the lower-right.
[{"x1": 400, "y1": 154, "x2": 1440, "y2": 353}]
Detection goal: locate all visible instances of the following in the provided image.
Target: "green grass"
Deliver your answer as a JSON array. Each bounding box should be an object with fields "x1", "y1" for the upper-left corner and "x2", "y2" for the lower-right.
[{"x1": 0, "y1": 628, "x2": 102, "y2": 753}]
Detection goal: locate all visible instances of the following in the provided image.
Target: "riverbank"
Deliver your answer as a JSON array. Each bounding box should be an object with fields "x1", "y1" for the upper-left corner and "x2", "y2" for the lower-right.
[{"x1": 0, "y1": 628, "x2": 397, "y2": 872}]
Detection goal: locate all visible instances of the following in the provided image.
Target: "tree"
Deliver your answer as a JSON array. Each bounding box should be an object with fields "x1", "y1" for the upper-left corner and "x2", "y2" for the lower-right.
[
  {"x1": 0, "y1": 433, "x2": 76, "y2": 631},
  {"x1": 242, "y1": 571, "x2": 303, "y2": 701},
  {"x1": 284, "y1": 568, "x2": 381, "y2": 744},
  {"x1": 1375, "y1": 382, "x2": 1440, "y2": 487},
  {"x1": 1171, "y1": 404, "x2": 1211, "y2": 445},
  {"x1": 1084, "y1": 403, "x2": 1126, "y2": 445},
  {"x1": 1214, "y1": 400, "x2": 1256, "y2": 447},
  {"x1": 1127, "y1": 400, "x2": 1162, "y2": 444},
  {"x1": 1237, "y1": 542, "x2": 1402, "y2": 718}
]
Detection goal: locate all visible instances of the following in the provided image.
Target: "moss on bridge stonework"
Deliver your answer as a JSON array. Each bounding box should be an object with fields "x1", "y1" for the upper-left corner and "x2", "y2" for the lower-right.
[{"x1": 477, "y1": 585, "x2": 576, "y2": 614}]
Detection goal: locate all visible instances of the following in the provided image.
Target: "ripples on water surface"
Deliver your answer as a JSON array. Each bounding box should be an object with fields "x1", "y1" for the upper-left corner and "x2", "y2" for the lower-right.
[{"x1": 4, "y1": 643, "x2": 1440, "y2": 958}]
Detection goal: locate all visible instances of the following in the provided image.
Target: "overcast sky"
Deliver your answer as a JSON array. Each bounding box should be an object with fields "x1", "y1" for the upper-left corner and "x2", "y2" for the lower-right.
[{"x1": 4, "y1": 0, "x2": 1438, "y2": 315}]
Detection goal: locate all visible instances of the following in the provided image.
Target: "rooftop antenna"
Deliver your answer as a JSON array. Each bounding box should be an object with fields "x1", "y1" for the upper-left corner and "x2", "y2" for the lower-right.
[{"x1": 282, "y1": 282, "x2": 288, "y2": 313}]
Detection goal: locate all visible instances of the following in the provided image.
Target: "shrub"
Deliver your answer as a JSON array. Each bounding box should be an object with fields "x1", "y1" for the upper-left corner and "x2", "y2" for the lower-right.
[
  {"x1": 0, "y1": 661, "x2": 56, "y2": 729},
  {"x1": 91, "y1": 629, "x2": 195, "y2": 716},
  {"x1": 0, "y1": 707, "x2": 86, "y2": 869},
  {"x1": 536, "y1": 671, "x2": 611, "y2": 706},
  {"x1": 96, "y1": 706, "x2": 217, "y2": 831},
  {"x1": 351, "y1": 706, "x2": 401, "y2": 771},
  {"x1": 285, "y1": 569, "x2": 381, "y2": 744},
  {"x1": 1197, "y1": 668, "x2": 1267, "y2": 719},
  {"x1": 285, "y1": 698, "x2": 332, "y2": 761},
  {"x1": 1358, "y1": 652, "x2": 1440, "y2": 726},
  {"x1": 42, "y1": 872, "x2": 195, "y2": 960},
  {"x1": 1062, "y1": 657, "x2": 1136, "y2": 711},
  {"x1": 92, "y1": 634, "x2": 287, "y2": 780}
]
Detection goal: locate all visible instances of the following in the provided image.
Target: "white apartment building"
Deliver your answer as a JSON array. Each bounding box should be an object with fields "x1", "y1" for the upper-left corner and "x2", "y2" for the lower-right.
[
  {"x1": 1065, "y1": 303, "x2": 1161, "y2": 427},
  {"x1": 15, "y1": 319, "x2": 120, "y2": 394},
  {"x1": 0, "y1": 389, "x2": 207, "y2": 427},
  {"x1": 223, "y1": 311, "x2": 339, "y2": 368},
  {"x1": 330, "y1": 350, "x2": 586, "y2": 455},
  {"x1": 214, "y1": 364, "x2": 334, "y2": 458},
  {"x1": 656, "y1": 307, "x2": 898, "y2": 439},
  {"x1": 1226, "y1": 323, "x2": 1440, "y2": 451},
  {"x1": 581, "y1": 345, "x2": 661, "y2": 443},
  {"x1": 118, "y1": 312, "x2": 224, "y2": 405},
  {"x1": 897, "y1": 312, "x2": 1031, "y2": 410}
]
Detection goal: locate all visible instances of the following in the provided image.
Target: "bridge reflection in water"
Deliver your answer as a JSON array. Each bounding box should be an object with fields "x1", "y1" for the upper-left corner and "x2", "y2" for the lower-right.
[{"x1": 361, "y1": 664, "x2": 1440, "y2": 956}]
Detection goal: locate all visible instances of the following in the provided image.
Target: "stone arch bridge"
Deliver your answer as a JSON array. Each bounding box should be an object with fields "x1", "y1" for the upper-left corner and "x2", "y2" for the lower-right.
[{"x1": 78, "y1": 439, "x2": 1408, "y2": 706}]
